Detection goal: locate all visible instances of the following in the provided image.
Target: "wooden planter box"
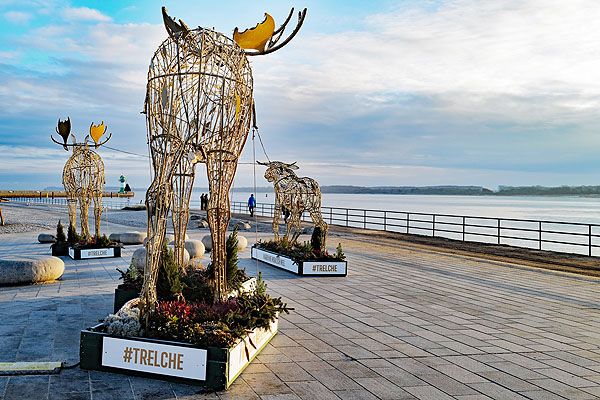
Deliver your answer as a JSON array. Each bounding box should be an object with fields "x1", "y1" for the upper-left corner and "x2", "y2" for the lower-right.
[
  {"x1": 80, "y1": 317, "x2": 278, "y2": 390},
  {"x1": 69, "y1": 246, "x2": 121, "y2": 260},
  {"x1": 251, "y1": 247, "x2": 347, "y2": 276}
]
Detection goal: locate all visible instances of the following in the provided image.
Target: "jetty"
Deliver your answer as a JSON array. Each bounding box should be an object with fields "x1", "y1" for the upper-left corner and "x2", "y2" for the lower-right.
[{"x1": 0, "y1": 190, "x2": 133, "y2": 199}]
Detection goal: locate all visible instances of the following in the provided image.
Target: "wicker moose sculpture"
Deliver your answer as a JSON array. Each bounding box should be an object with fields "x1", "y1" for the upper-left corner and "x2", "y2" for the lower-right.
[
  {"x1": 259, "y1": 161, "x2": 328, "y2": 250},
  {"x1": 51, "y1": 118, "x2": 111, "y2": 241},
  {"x1": 141, "y1": 7, "x2": 306, "y2": 305}
]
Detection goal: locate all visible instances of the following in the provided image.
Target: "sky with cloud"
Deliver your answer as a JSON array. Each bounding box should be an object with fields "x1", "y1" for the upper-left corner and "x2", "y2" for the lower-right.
[{"x1": 1, "y1": 0, "x2": 600, "y2": 191}]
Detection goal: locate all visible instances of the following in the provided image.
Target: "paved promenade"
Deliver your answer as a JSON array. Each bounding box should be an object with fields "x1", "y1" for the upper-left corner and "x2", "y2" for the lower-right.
[{"x1": 1, "y1": 226, "x2": 600, "y2": 399}]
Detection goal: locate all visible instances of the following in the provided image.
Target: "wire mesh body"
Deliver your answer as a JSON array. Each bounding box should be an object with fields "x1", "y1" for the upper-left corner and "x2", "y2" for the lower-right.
[
  {"x1": 262, "y1": 162, "x2": 328, "y2": 250},
  {"x1": 142, "y1": 27, "x2": 253, "y2": 305},
  {"x1": 62, "y1": 144, "x2": 105, "y2": 241}
]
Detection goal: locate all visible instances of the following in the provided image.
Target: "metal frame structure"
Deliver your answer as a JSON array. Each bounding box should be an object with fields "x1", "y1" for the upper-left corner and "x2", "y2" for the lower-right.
[
  {"x1": 258, "y1": 161, "x2": 328, "y2": 250},
  {"x1": 141, "y1": 7, "x2": 306, "y2": 305},
  {"x1": 51, "y1": 118, "x2": 112, "y2": 241}
]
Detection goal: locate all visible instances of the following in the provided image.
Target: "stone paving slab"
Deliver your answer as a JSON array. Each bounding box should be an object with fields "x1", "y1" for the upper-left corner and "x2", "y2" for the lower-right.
[{"x1": 1, "y1": 224, "x2": 600, "y2": 399}]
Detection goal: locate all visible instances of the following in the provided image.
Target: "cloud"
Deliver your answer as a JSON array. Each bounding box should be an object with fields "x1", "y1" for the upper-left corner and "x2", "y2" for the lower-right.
[
  {"x1": 3, "y1": 11, "x2": 33, "y2": 23},
  {"x1": 252, "y1": 0, "x2": 600, "y2": 127},
  {"x1": 63, "y1": 7, "x2": 111, "y2": 22}
]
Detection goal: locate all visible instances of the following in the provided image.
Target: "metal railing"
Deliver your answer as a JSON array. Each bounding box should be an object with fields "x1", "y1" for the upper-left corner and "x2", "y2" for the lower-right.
[
  {"x1": 8, "y1": 196, "x2": 133, "y2": 210},
  {"x1": 232, "y1": 201, "x2": 600, "y2": 257},
  {"x1": 12, "y1": 196, "x2": 600, "y2": 256}
]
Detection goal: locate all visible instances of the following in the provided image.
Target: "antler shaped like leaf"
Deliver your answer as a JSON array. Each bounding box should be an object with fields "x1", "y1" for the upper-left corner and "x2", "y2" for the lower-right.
[
  {"x1": 162, "y1": 6, "x2": 190, "y2": 40},
  {"x1": 235, "y1": 8, "x2": 307, "y2": 56}
]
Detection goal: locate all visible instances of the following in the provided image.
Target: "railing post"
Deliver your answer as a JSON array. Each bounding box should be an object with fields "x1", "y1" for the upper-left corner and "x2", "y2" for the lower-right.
[
  {"x1": 462, "y1": 216, "x2": 465, "y2": 241},
  {"x1": 539, "y1": 221, "x2": 542, "y2": 250},
  {"x1": 364, "y1": 210, "x2": 366, "y2": 229},
  {"x1": 407, "y1": 213, "x2": 410, "y2": 234},
  {"x1": 497, "y1": 219, "x2": 500, "y2": 244},
  {"x1": 384, "y1": 211, "x2": 387, "y2": 231},
  {"x1": 432, "y1": 214, "x2": 436, "y2": 237},
  {"x1": 346, "y1": 209, "x2": 349, "y2": 227},
  {"x1": 330, "y1": 208, "x2": 332, "y2": 225},
  {"x1": 589, "y1": 224, "x2": 592, "y2": 256}
]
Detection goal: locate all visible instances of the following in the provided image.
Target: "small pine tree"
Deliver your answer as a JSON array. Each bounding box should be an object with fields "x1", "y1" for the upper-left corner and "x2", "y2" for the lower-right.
[
  {"x1": 56, "y1": 220, "x2": 66, "y2": 243},
  {"x1": 335, "y1": 243, "x2": 345, "y2": 260},
  {"x1": 67, "y1": 223, "x2": 77, "y2": 244},
  {"x1": 156, "y1": 241, "x2": 183, "y2": 300},
  {"x1": 226, "y1": 227, "x2": 239, "y2": 287}
]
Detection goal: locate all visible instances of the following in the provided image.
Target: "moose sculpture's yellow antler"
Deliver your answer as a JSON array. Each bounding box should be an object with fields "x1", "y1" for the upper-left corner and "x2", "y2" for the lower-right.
[
  {"x1": 90, "y1": 122, "x2": 106, "y2": 146},
  {"x1": 233, "y1": 13, "x2": 275, "y2": 52}
]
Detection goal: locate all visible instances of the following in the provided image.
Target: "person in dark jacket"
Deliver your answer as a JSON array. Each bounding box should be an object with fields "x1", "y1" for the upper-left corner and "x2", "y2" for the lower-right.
[{"x1": 248, "y1": 194, "x2": 256, "y2": 217}]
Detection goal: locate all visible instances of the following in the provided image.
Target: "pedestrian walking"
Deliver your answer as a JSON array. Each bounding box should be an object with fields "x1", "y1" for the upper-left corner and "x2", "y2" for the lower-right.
[{"x1": 248, "y1": 194, "x2": 256, "y2": 217}]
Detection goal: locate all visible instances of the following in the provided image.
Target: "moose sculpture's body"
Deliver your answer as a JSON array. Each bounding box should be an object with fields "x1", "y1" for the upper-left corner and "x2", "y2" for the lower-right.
[
  {"x1": 63, "y1": 144, "x2": 105, "y2": 240},
  {"x1": 260, "y1": 161, "x2": 328, "y2": 250},
  {"x1": 141, "y1": 7, "x2": 306, "y2": 305},
  {"x1": 52, "y1": 119, "x2": 110, "y2": 241}
]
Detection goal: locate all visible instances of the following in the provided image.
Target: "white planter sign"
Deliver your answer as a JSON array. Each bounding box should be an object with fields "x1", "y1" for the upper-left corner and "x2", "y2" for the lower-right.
[
  {"x1": 251, "y1": 247, "x2": 299, "y2": 274},
  {"x1": 102, "y1": 337, "x2": 207, "y2": 380},
  {"x1": 251, "y1": 247, "x2": 347, "y2": 276},
  {"x1": 302, "y1": 261, "x2": 347, "y2": 275},
  {"x1": 69, "y1": 247, "x2": 119, "y2": 260}
]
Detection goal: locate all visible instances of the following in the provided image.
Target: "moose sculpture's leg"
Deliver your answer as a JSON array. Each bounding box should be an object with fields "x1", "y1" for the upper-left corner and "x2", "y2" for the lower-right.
[
  {"x1": 171, "y1": 162, "x2": 196, "y2": 267},
  {"x1": 285, "y1": 211, "x2": 299, "y2": 245},
  {"x1": 310, "y1": 210, "x2": 329, "y2": 250},
  {"x1": 66, "y1": 196, "x2": 77, "y2": 231},
  {"x1": 272, "y1": 202, "x2": 281, "y2": 240},
  {"x1": 288, "y1": 211, "x2": 303, "y2": 245},
  {"x1": 205, "y1": 157, "x2": 237, "y2": 300},
  {"x1": 78, "y1": 197, "x2": 92, "y2": 241},
  {"x1": 141, "y1": 180, "x2": 173, "y2": 307},
  {"x1": 93, "y1": 193, "x2": 102, "y2": 238}
]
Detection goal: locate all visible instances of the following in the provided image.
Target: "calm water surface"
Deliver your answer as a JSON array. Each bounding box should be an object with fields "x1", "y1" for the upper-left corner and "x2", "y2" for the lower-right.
[{"x1": 122, "y1": 191, "x2": 600, "y2": 224}]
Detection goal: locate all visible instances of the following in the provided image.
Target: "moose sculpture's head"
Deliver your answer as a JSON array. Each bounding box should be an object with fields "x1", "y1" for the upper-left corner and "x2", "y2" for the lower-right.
[
  {"x1": 51, "y1": 117, "x2": 112, "y2": 151},
  {"x1": 258, "y1": 161, "x2": 299, "y2": 183}
]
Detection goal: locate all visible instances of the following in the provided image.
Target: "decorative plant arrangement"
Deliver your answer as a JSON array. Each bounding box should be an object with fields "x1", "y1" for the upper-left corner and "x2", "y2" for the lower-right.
[
  {"x1": 254, "y1": 227, "x2": 345, "y2": 262},
  {"x1": 82, "y1": 228, "x2": 289, "y2": 389},
  {"x1": 252, "y1": 226, "x2": 348, "y2": 276},
  {"x1": 51, "y1": 220, "x2": 121, "y2": 259}
]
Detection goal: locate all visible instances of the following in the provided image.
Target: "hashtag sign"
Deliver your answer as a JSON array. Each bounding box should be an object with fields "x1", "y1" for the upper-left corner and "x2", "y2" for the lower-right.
[{"x1": 123, "y1": 346, "x2": 133, "y2": 363}]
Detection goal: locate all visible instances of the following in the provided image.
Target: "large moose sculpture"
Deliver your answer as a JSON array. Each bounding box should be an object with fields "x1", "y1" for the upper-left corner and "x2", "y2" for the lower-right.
[
  {"x1": 141, "y1": 7, "x2": 306, "y2": 305},
  {"x1": 51, "y1": 118, "x2": 111, "y2": 241},
  {"x1": 259, "y1": 161, "x2": 328, "y2": 250}
]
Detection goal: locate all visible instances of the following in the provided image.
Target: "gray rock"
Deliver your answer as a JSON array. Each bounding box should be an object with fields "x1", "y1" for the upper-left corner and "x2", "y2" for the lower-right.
[
  {"x1": 132, "y1": 246, "x2": 190, "y2": 267},
  {"x1": 185, "y1": 239, "x2": 205, "y2": 258},
  {"x1": 132, "y1": 248, "x2": 146, "y2": 269},
  {"x1": 109, "y1": 232, "x2": 122, "y2": 242},
  {"x1": 199, "y1": 220, "x2": 209, "y2": 228},
  {"x1": 235, "y1": 222, "x2": 251, "y2": 230},
  {"x1": 202, "y1": 234, "x2": 212, "y2": 252},
  {"x1": 37, "y1": 233, "x2": 55, "y2": 243},
  {"x1": 120, "y1": 232, "x2": 147, "y2": 245},
  {"x1": 0, "y1": 255, "x2": 65, "y2": 284},
  {"x1": 237, "y1": 235, "x2": 248, "y2": 251}
]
